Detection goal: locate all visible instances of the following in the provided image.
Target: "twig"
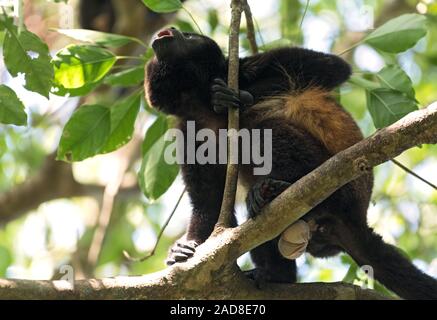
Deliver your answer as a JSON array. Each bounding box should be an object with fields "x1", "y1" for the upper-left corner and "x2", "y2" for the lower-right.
[
  {"x1": 392, "y1": 159, "x2": 437, "y2": 190},
  {"x1": 299, "y1": 0, "x2": 310, "y2": 28},
  {"x1": 243, "y1": 0, "x2": 258, "y2": 54},
  {"x1": 123, "y1": 188, "x2": 187, "y2": 263},
  {"x1": 216, "y1": 0, "x2": 244, "y2": 228},
  {"x1": 182, "y1": 5, "x2": 203, "y2": 35}
]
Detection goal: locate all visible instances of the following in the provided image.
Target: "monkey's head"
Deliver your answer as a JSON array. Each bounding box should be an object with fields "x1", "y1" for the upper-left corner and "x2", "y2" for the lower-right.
[
  {"x1": 145, "y1": 28, "x2": 226, "y2": 115},
  {"x1": 151, "y1": 27, "x2": 225, "y2": 65}
]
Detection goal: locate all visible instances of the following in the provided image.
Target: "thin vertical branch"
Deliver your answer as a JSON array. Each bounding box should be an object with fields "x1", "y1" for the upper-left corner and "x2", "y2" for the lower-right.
[
  {"x1": 216, "y1": 0, "x2": 244, "y2": 228},
  {"x1": 243, "y1": 0, "x2": 258, "y2": 54}
]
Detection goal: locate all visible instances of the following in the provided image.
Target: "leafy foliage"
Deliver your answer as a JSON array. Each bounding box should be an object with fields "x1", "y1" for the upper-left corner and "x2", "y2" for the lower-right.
[
  {"x1": 52, "y1": 45, "x2": 116, "y2": 90},
  {"x1": 364, "y1": 14, "x2": 428, "y2": 53},
  {"x1": 57, "y1": 104, "x2": 111, "y2": 162},
  {"x1": 0, "y1": 85, "x2": 27, "y2": 126},
  {"x1": 142, "y1": 0, "x2": 183, "y2": 13},
  {"x1": 139, "y1": 116, "x2": 179, "y2": 200},
  {"x1": 100, "y1": 91, "x2": 142, "y2": 154},
  {"x1": 376, "y1": 65, "x2": 416, "y2": 99},
  {"x1": 104, "y1": 65, "x2": 145, "y2": 87},
  {"x1": 367, "y1": 89, "x2": 418, "y2": 129},
  {"x1": 54, "y1": 29, "x2": 140, "y2": 48},
  {"x1": 1, "y1": 20, "x2": 53, "y2": 98},
  {"x1": 139, "y1": 134, "x2": 180, "y2": 201}
]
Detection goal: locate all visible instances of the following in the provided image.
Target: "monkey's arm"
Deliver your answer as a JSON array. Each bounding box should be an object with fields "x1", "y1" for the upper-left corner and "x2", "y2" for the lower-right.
[{"x1": 239, "y1": 47, "x2": 351, "y2": 100}]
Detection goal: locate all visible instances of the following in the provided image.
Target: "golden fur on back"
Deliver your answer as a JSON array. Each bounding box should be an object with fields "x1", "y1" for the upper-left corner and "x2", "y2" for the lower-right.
[{"x1": 246, "y1": 88, "x2": 364, "y2": 155}]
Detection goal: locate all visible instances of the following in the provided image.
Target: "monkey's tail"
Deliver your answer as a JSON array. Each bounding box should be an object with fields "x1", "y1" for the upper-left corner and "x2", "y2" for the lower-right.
[{"x1": 339, "y1": 224, "x2": 437, "y2": 300}]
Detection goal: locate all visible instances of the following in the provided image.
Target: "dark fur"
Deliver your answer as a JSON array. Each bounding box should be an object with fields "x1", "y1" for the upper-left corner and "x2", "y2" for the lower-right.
[{"x1": 145, "y1": 29, "x2": 437, "y2": 299}]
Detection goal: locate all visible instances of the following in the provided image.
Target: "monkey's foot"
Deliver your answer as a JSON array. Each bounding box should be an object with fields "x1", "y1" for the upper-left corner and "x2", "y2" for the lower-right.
[
  {"x1": 165, "y1": 240, "x2": 199, "y2": 266},
  {"x1": 211, "y1": 78, "x2": 253, "y2": 114},
  {"x1": 247, "y1": 178, "x2": 291, "y2": 217}
]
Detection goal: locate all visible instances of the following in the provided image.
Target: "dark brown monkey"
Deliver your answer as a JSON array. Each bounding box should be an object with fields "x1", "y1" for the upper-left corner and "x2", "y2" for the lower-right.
[{"x1": 145, "y1": 27, "x2": 437, "y2": 299}]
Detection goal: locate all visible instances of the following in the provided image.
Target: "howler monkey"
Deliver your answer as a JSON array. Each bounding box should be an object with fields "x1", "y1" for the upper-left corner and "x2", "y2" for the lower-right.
[{"x1": 145, "y1": 28, "x2": 437, "y2": 299}]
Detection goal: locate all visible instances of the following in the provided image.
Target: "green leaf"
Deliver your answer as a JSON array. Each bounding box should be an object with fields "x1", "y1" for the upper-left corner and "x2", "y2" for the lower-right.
[
  {"x1": 175, "y1": 20, "x2": 195, "y2": 33},
  {"x1": 366, "y1": 88, "x2": 418, "y2": 129},
  {"x1": 51, "y1": 80, "x2": 101, "y2": 97},
  {"x1": 142, "y1": 0, "x2": 182, "y2": 13},
  {"x1": 52, "y1": 45, "x2": 116, "y2": 89},
  {"x1": 376, "y1": 65, "x2": 416, "y2": 99},
  {"x1": 139, "y1": 135, "x2": 179, "y2": 201},
  {"x1": 104, "y1": 65, "x2": 145, "y2": 87},
  {"x1": 0, "y1": 85, "x2": 27, "y2": 126},
  {"x1": 142, "y1": 115, "x2": 169, "y2": 156},
  {"x1": 364, "y1": 14, "x2": 428, "y2": 53},
  {"x1": 2, "y1": 25, "x2": 53, "y2": 98},
  {"x1": 57, "y1": 104, "x2": 111, "y2": 162},
  {"x1": 100, "y1": 92, "x2": 142, "y2": 154},
  {"x1": 54, "y1": 29, "x2": 138, "y2": 48}
]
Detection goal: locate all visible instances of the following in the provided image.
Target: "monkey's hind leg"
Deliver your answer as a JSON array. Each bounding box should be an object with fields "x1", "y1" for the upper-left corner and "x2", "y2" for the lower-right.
[{"x1": 245, "y1": 178, "x2": 297, "y2": 285}]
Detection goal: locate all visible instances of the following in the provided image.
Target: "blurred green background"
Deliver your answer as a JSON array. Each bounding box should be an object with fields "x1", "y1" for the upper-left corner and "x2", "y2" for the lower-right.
[{"x1": 0, "y1": 0, "x2": 436, "y2": 297}]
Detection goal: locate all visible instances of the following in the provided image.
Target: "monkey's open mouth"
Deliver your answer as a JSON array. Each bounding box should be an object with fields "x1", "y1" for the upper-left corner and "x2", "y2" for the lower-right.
[{"x1": 156, "y1": 29, "x2": 174, "y2": 39}]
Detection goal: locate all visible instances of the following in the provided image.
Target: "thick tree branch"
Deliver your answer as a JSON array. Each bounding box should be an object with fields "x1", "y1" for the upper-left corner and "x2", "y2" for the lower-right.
[
  {"x1": 0, "y1": 271, "x2": 386, "y2": 300},
  {"x1": 1, "y1": 103, "x2": 435, "y2": 300}
]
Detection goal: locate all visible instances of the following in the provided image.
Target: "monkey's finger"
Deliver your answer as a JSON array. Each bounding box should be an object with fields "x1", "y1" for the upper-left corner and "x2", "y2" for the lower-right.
[
  {"x1": 211, "y1": 85, "x2": 235, "y2": 95},
  {"x1": 213, "y1": 105, "x2": 227, "y2": 114},
  {"x1": 213, "y1": 92, "x2": 240, "y2": 104},
  {"x1": 171, "y1": 247, "x2": 195, "y2": 257},
  {"x1": 212, "y1": 100, "x2": 240, "y2": 109},
  {"x1": 176, "y1": 241, "x2": 198, "y2": 251},
  {"x1": 166, "y1": 259, "x2": 176, "y2": 266},
  {"x1": 213, "y1": 78, "x2": 227, "y2": 87},
  {"x1": 240, "y1": 90, "x2": 254, "y2": 106},
  {"x1": 173, "y1": 253, "x2": 191, "y2": 262}
]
